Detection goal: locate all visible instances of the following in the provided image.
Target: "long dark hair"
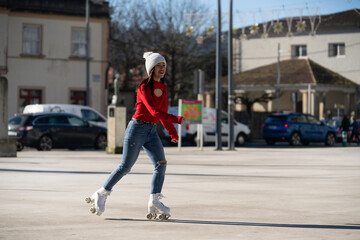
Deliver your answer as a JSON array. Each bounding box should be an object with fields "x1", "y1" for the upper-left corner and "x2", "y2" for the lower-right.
[{"x1": 136, "y1": 68, "x2": 165, "y2": 96}]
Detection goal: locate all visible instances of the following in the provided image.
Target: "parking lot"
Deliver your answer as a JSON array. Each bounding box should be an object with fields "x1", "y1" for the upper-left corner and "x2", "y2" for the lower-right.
[{"x1": 0, "y1": 144, "x2": 359, "y2": 240}]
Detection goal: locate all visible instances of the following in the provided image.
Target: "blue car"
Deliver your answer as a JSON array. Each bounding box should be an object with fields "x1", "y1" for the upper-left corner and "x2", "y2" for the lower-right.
[{"x1": 262, "y1": 113, "x2": 337, "y2": 146}]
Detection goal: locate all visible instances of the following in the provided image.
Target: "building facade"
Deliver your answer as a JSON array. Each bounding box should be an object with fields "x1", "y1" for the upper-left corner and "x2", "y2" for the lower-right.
[
  {"x1": 231, "y1": 9, "x2": 360, "y2": 119},
  {"x1": 0, "y1": 0, "x2": 110, "y2": 117}
]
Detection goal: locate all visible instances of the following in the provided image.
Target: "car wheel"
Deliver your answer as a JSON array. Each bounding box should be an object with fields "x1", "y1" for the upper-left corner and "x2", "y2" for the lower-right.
[
  {"x1": 265, "y1": 139, "x2": 275, "y2": 145},
  {"x1": 38, "y1": 135, "x2": 53, "y2": 151},
  {"x1": 16, "y1": 142, "x2": 24, "y2": 151},
  {"x1": 236, "y1": 133, "x2": 246, "y2": 146},
  {"x1": 325, "y1": 133, "x2": 335, "y2": 146},
  {"x1": 290, "y1": 132, "x2": 301, "y2": 146},
  {"x1": 95, "y1": 134, "x2": 107, "y2": 149}
]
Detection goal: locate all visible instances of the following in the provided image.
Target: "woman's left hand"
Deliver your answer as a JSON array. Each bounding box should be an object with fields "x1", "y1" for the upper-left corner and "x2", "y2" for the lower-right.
[
  {"x1": 171, "y1": 138, "x2": 178, "y2": 143},
  {"x1": 180, "y1": 117, "x2": 186, "y2": 125}
]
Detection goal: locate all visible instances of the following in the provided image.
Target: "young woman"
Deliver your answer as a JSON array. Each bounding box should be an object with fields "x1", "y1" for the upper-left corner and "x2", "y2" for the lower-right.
[{"x1": 86, "y1": 52, "x2": 186, "y2": 220}]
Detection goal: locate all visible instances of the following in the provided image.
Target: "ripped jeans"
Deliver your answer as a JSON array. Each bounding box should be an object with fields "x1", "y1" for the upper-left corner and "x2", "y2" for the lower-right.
[{"x1": 103, "y1": 119, "x2": 167, "y2": 194}]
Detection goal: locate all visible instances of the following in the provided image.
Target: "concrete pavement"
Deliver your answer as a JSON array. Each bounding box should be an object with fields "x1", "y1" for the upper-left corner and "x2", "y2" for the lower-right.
[{"x1": 0, "y1": 145, "x2": 359, "y2": 239}]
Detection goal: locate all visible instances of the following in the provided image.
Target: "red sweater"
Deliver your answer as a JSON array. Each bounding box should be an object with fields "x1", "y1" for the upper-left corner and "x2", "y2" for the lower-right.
[{"x1": 133, "y1": 80, "x2": 182, "y2": 140}]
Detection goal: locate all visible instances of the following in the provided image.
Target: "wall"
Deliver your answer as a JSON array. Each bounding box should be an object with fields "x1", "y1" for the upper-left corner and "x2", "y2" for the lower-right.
[
  {"x1": 237, "y1": 32, "x2": 360, "y2": 85},
  {"x1": 0, "y1": 11, "x2": 8, "y2": 73},
  {"x1": 3, "y1": 12, "x2": 108, "y2": 117}
]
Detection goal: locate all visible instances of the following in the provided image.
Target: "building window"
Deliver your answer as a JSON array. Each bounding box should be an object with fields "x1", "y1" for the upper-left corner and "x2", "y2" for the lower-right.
[
  {"x1": 292, "y1": 45, "x2": 307, "y2": 58},
  {"x1": 329, "y1": 43, "x2": 345, "y2": 57},
  {"x1": 23, "y1": 25, "x2": 42, "y2": 55},
  {"x1": 70, "y1": 90, "x2": 86, "y2": 105},
  {"x1": 19, "y1": 89, "x2": 42, "y2": 111},
  {"x1": 71, "y1": 28, "x2": 86, "y2": 57}
]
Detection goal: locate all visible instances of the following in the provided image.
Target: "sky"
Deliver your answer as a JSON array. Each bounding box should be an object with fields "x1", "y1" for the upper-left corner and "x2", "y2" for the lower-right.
[
  {"x1": 108, "y1": 0, "x2": 360, "y2": 29},
  {"x1": 198, "y1": 0, "x2": 360, "y2": 27},
  {"x1": 206, "y1": 0, "x2": 359, "y2": 14}
]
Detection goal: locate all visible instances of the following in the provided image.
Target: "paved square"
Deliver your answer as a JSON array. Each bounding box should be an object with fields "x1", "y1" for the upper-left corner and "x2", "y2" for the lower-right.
[{"x1": 0, "y1": 145, "x2": 359, "y2": 239}]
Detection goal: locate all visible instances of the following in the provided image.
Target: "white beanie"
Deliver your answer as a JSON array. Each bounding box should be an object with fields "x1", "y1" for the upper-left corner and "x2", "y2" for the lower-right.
[{"x1": 143, "y1": 52, "x2": 166, "y2": 77}]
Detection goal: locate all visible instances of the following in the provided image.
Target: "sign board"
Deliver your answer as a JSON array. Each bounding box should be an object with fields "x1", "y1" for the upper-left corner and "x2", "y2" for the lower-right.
[
  {"x1": 178, "y1": 99, "x2": 203, "y2": 151},
  {"x1": 179, "y1": 99, "x2": 202, "y2": 124}
]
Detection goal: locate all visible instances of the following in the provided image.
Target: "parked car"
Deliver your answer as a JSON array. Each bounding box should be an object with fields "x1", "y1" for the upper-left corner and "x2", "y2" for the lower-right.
[
  {"x1": 8, "y1": 115, "x2": 25, "y2": 151},
  {"x1": 162, "y1": 107, "x2": 251, "y2": 146},
  {"x1": 8, "y1": 112, "x2": 107, "y2": 151},
  {"x1": 262, "y1": 113, "x2": 337, "y2": 146},
  {"x1": 325, "y1": 118, "x2": 360, "y2": 142},
  {"x1": 23, "y1": 104, "x2": 107, "y2": 129}
]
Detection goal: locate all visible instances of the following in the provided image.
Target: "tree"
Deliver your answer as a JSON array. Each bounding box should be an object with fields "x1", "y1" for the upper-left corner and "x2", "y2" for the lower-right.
[{"x1": 109, "y1": 0, "x2": 214, "y2": 106}]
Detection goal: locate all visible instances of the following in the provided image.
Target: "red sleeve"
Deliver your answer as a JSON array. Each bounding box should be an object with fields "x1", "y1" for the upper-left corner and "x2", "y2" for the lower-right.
[
  {"x1": 138, "y1": 85, "x2": 182, "y2": 124},
  {"x1": 159, "y1": 89, "x2": 179, "y2": 140},
  {"x1": 161, "y1": 119, "x2": 179, "y2": 141}
]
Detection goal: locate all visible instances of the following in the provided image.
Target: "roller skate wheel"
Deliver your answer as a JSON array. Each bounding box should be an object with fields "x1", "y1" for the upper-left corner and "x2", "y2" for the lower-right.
[
  {"x1": 85, "y1": 197, "x2": 92, "y2": 204},
  {"x1": 90, "y1": 207, "x2": 97, "y2": 214},
  {"x1": 146, "y1": 213, "x2": 156, "y2": 220},
  {"x1": 159, "y1": 214, "x2": 167, "y2": 220}
]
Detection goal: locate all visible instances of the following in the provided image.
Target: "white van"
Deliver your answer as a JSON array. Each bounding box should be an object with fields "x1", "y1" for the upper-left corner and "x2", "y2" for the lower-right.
[
  {"x1": 23, "y1": 104, "x2": 107, "y2": 129},
  {"x1": 164, "y1": 107, "x2": 250, "y2": 146}
]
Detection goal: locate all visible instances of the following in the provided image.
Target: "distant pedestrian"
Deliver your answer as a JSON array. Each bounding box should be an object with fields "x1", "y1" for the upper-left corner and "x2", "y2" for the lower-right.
[
  {"x1": 340, "y1": 115, "x2": 350, "y2": 146},
  {"x1": 85, "y1": 52, "x2": 186, "y2": 220},
  {"x1": 350, "y1": 118, "x2": 359, "y2": 145}
]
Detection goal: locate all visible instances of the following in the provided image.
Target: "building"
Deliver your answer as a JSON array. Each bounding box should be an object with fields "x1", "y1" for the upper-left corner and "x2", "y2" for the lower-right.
[
  {"x1": 230, "y1": 9, "x2": 360, "y2": 119},
  {"x1": 0, "y1": 0, "x2": 110, "y2": 118}
]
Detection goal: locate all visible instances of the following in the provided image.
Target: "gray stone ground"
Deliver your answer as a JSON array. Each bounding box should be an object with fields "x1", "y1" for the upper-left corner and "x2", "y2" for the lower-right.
[{"x1": 0, "y1": 144, "x2": 359, "y2": 240}]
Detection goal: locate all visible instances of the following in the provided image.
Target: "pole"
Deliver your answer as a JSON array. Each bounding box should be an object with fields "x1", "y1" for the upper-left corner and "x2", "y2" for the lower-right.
[
  {"x1": 178, "y1": 99, "x2": 182, "y2": 151},
  {"x1": 228, "y1": 0, "x2": 234, "y2": 150},
  {"x1": 215, "y1": 0, "x2": 222, "y2": 150},
  {"x1": 276, "y1": 43, "x2": 280, "y2": 113},
  {"x1": 85, "y1": 0, "x2": 90, "y2": 106},
  {"x1": 308, "y1": 84, "x2": 311, "y2": 114}
]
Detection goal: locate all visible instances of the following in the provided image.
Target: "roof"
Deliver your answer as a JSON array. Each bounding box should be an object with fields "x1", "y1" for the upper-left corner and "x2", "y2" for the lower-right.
[
  {"x1": 229, "y1": 58, "x2": 358, "y2": 86},
  {"x1": 0, "y1": 0, "x2": 110, "y2": 18}
]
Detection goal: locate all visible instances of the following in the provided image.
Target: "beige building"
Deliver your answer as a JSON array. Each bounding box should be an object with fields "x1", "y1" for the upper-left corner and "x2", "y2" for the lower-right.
[
  {"x1": 230, "y1": 9, "x2": 360, "y2": 119},
  {"x1": 0, "y1": 0, "x2": 110, "y2": 118}
]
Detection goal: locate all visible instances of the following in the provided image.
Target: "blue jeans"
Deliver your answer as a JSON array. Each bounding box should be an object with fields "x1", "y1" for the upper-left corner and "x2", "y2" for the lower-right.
[{"x1": 103, "y1": 119, "x2": 167, "y2": 194}]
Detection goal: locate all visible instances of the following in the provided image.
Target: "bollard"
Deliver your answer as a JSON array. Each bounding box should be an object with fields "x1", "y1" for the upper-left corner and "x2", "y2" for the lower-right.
[
  {"x1": 106, "y1": 105, "x2": 126, "y2": 154},
  {"x1": 342, "y1": 131, "x2": 348, "y2": 147}
]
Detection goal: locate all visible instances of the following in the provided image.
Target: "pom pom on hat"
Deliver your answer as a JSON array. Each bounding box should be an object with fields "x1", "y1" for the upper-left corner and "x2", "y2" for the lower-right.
[{"x1": 143, "y1": 52, "x2": 166, "y2": 76}]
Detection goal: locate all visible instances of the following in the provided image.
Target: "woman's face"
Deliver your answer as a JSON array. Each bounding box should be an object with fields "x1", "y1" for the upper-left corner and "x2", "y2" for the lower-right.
[{"x1": 153, "y1": 62, "x2": 166, "y2": 80}]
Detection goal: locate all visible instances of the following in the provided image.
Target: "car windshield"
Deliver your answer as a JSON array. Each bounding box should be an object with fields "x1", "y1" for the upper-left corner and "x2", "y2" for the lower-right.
[
  {"x1": 81, "y1": 109, "x2": 104, "y2": 122},
  {"x1": 265, "y1": 116, "x2": 287, "y2": 123},
  {"x1": 8, "y1": 116, "x2": 28, "y2": 125},
  {"x1": 326, "y1": 120, "x2": 341, "y2": 128}
]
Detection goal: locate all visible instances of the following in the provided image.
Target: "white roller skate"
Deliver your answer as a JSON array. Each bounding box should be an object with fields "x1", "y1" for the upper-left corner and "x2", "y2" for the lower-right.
[
  {"x1": 146, "y1": 193, "x2": 171, "y2": 220},
  {"x1": 85, "y1": 187, "x2": 111, "y2": 216}
]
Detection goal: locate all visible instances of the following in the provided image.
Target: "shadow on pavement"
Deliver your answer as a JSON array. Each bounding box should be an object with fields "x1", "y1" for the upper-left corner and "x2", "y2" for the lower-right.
[
  {"x1": 0, "y1": 168, "x2": 334, "y2": 179},
  {"x1": 105, "y1": 218, "x2": 360, "y2": 230}
]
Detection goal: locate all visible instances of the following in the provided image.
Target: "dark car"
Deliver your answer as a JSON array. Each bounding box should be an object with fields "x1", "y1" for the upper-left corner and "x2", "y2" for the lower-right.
[
  {"x1": 8, "y1": 115, "x2": 26, "y2": 151},
  {"x1": 8, "y1": 112, "x2": 107, "y2": 151},
  {"x1": 262, "y1": 113, "x2": 337, "y2": 146}
]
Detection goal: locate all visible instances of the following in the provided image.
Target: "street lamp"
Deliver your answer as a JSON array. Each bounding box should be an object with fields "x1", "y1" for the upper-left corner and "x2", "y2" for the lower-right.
[{"x1": 85, "y1": 0, "x2": 103, "y2": 106}]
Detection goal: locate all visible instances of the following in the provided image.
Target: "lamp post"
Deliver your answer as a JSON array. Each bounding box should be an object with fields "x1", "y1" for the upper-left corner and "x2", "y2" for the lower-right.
[
  {"x1": 228, "y1": 0, "x2": 234, "y2": 150},
  {"x1": 215, "y1": 0, "x2": 222, "y2": 150},
  {"x1": 85, "y1": 0, "x2": 90, "y2": 106}
]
